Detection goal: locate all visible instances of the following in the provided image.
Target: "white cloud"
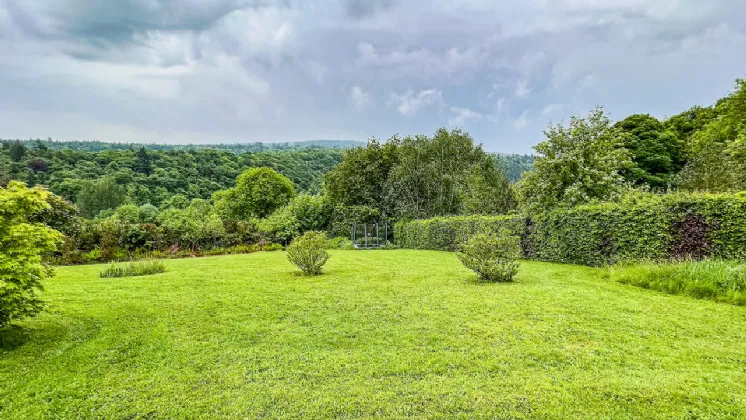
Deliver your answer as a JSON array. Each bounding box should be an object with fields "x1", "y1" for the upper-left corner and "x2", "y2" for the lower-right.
[
  {"x1": 449, "y1": 106, "x2": 483, "y2": 127},
  {"x1": 515, "y1": 80, "x2": 532, "y2": 99},
  {"x1": 514, "y1": 110, "x2": 530, "y2": 131},
  {"x1": 541, "y1": 103, "x2": 565, "y2": 116},
  {"x1": 306, "y1": 60, "x2": 327, "y2": 85},
  {"x1": 356, "y1": 42, "x2": 487, "y2": 81},
  {"x1": 388, "y1": 88, "x2": 444, "y2": 116},
  {"x1": 348, "y1": 85, "x2": 371, "y2": 111}
]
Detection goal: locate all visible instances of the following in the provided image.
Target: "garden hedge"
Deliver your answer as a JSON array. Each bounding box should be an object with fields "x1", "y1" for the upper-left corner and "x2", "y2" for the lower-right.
[{"x1": 394, "y1": 193, "x2": 746, "y2": 266}]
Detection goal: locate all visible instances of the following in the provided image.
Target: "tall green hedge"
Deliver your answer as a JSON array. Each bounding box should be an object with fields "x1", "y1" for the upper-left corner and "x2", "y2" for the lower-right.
[
  {"x1": 394, "y1": 215, "x2": 523, "y2": 252},
  {"x1": 394, "y1": 193, "x2": 746, "y2": 266}
]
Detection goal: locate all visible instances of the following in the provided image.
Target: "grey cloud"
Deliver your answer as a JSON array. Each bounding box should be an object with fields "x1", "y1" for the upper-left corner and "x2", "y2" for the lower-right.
[
  {"x1": 2, "y1": 0, "x2": 271, "y2": 47},
  {"x1": 0, "y1": 0, "x2": 745, "y2": 153},
  {"x1": 343, "y1": 0, "x2": 397, "y2": 19}
]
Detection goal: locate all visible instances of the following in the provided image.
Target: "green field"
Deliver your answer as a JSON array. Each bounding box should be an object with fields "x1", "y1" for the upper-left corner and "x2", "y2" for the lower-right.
[{"x1": 2, "y1": 251, "x2": 746, "y2": 419}]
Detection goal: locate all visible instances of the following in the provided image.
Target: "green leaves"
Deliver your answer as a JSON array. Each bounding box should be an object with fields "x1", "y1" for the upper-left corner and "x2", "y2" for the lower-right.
[
  {"x1": 518, "y1": 106, "x2": 632, "y2": 213},
  {"x1": 324, "y1": 129, "x2": 516, "y2": 220},
  {"x1": 1, "y1": 182, "x2": 63, "y2": 327},
  {"x1": 457, "y1": 230, "x2": 521, "y2": 282},
  {"x1": 286, "y1": 231, "x2": 330, "y2": 276},
  {"x1": 214, "y1": 168, "x2": 296, "y2": 220},
  {"x1": 397, "y1": 192, "x2": 746, "y2": 267}
]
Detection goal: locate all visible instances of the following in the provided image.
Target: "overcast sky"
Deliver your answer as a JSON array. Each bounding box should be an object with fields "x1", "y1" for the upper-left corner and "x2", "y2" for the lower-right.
[{"x1": 1, "y1": 0, "x2": 745, "y2": 153}]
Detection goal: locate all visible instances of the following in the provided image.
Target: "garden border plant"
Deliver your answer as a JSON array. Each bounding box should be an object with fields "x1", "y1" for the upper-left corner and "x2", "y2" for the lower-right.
[
  {"x1": 286, "y1": 231, "x2": 330, "y2": 275},
  {"x1": 457, "y1": 230, "x2": 521, "y2": 282},
  {"x1": 395, "y1": 192, "x2": 746, "y2": 267}
]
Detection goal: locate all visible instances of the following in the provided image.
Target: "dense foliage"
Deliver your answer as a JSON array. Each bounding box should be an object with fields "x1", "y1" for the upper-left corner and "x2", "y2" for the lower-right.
[
  {"x1": 517, "y1": 106, "x2": 632, "y2": 213},
  {"x1": 259, "y1": 194, "x2": 332, "y2": 244},
  {"x1": 213, "y1": 168, "x2": 296, "y2": 219},
  {"x1": 2, "y1": 139, "x2": 364, "y2": 153},
  {"x1": 457, "y1": 231, "x2": 521, "y2": 282},
  {"x1": 397, "y1": 192, "x2": 746, "y2": 267},
  {"x1": 286, "y1": 231, "x2": 330, "y2": 275},
  {"x1": 0, "y1": 182, "x2": 62, "y2": 327},
  {"x1": 614, "y1": 114, "x2": 685, "y2": 189},
  {"x1": 394, "y1": 215, "x2": 523, "y2": 252},
  {"x1": 497, "y1": 154, "x2": 535, "y2": 183},
  {"x1": 325, "y1": 128, "x2": 516, "y2": 220},
  {"x1": 0, "y1": 143, "x2": 343, "y2": 209},
  {"x1": 674, "y1": 78, "x2": 746, "y2": 192}
]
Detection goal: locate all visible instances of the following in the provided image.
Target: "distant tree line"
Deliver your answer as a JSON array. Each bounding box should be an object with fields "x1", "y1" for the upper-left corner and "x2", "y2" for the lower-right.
[
  {"x1": 0, "y1": 145, "x2": 344, "y2": 212},
  {"x1": 0, "y1": 139, "x2": 364, "y2": 153}
]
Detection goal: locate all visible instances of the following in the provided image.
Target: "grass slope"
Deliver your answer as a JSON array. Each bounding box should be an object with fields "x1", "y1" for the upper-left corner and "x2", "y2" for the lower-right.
[{"x1": 2, "y1": 251, "x2": 746, "y2": 419}]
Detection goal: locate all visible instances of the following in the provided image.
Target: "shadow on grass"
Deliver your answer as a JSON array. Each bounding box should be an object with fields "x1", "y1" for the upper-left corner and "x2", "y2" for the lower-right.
[
  {"x1": 1, "y1": 318, "x2": 99, "y2": 353},
  {"x1": 463, "y1": 276, "x2": 522, "y2": 286},
  {"x1": 0, "y1": 325, "x2": 31, "y2": 351}
]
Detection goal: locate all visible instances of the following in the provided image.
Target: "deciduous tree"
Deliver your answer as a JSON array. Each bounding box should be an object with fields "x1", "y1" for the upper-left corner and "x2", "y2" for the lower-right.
[
  {"x1": 518, "y1": 106, "x2": 631, "y2": 213},
  {"x1": 1, "y1": 182, "x2": 62, "y2": 327}
]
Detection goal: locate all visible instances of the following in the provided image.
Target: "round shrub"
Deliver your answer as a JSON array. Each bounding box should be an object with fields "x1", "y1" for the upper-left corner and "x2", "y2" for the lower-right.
[
  {"x1": 286, "y1": 231, "x2": 330, "y2": 275},
  {"x1": 457, "y1": 230, "x2": 520, "y2": 282}
]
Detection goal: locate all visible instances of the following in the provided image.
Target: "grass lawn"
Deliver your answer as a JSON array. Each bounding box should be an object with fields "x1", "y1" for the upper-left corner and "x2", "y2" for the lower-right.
[{"x1": 2, "y1": 250, "x2": 746, "y2": 419}]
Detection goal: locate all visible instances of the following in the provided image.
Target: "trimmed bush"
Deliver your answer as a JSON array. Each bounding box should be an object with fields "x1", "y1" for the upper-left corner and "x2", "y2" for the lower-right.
[
  {"x1": 608, "y1": 260, "x2": 746, "y2": 306},
  {"x1": 286, "y1": 231, "x2": 330, "y2": 275},
  {"x1": 457, "y1": 231, "x2": 521, "y2": 282},
  {"x1": 99, "y1": 259, "x2": 167, "y2": 278},
  {"x1": 325, "y1": 236, "x2": 355, "y2": 250},
  {"x1": 395, "y1": 192, "x2": 746, "y2": 266}
]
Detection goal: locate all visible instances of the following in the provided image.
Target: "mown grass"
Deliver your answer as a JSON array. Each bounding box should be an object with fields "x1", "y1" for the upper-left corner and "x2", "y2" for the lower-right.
[
  {"x1": 99, "y1": 259, "x2": 168, "y2": 278},
  {"x1": 608, "y1": 259, "x2": 746, "y2": 306},
  {"x1": 2, "y1": 251, "x2": 746, "y2": 419}
]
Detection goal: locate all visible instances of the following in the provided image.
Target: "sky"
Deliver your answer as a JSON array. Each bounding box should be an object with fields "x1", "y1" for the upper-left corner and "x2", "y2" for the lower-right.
[{"x1": 0, "y1": 0, "x2": 745, "y2": 153}]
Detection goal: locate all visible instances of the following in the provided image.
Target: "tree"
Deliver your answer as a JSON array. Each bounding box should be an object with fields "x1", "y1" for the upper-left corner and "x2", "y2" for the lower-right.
[
  {"x1": 676, "y1": 78, "x2": 746, "y2": 192},
  {"x1": 614, "y1": 114, "x2": 684, "y2": 189},
  {"x1": 324, "y1": 138, "x2": 400, "y2": 217},
  {"x1": 461, "y1": 156, "x2": 517, "y2": 215},
  {"x1": 9, "y1": 140, "x2": 26, "y2": 162},
  {"x1": 159, "y1": 199, "x2": 225, "y2": 250},
  {"x1": 112, "y1": 204, "x2": 142, "y2": 224},
  {"x1": 325, "y1": 129, "x2": 511, "y2": 219},
  {"x1": 27, "y1": 158, "x2": 49, "y2": 173},
  {"x1": 675, "y1": 140, "x2": 740, "y2": 192},
  {"x1": 259, "y1": 194, "x2": 332, "y2": 243},
  {"x1": 213, "y1": 168, "x2": 296, "y2": 220},
  {"x1": 518, "y1": 106, "x2": 632, "y2": 213},
  {"x1": 1, "y1": 181, "x2": 63, "y2": 327},
  {"x1": 386, "y1": 129, "x2": 490, "y2": 218},
  {"x1": 139, "y1": 204, "x2": 160, "y2": 224},
  {"x1": 134, "y1": 147, "x2": 153, "y2": 176},
  {"x1": 664, "y1": 106, "x2": 718, "y2": 146},
  {"x1": 76, "y1": 177, "x2": 128, "y2": 218}
]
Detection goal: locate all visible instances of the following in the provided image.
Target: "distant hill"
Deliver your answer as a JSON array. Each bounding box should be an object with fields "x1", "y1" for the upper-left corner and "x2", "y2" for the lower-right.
[
  {"x1": 2, "y1": 139, "x2": 366, "y2": 153},
  {"x1": 495, "y1": 153, "x2": 535, "y2": 182}
]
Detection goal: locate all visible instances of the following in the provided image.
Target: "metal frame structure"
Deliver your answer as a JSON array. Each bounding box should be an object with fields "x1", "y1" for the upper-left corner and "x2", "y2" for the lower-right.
[{"x1": 350, "y1": 222, "x2": 390, "y2": 249}]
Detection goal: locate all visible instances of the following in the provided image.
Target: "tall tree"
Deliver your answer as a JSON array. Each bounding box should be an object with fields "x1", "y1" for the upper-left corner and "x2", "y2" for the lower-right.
[
  {"x1": 134, "y1": 147, "x2": 153, "y2": 176},
  {"x1": 76, "y1": 177, "x2": 128, "y2": 218},
  {"x1": 676, "y1": 78, "x2": 746, "y2": 192},
  {"x1": 518, "y1": 106, "x2": 632, "y2": 213},
  {"x1": 614, "y1": 114, "x2": 684, "y2": 189},
  {"x1": 324, "y1": 138, "x2": 400, "y2": 217},
  {"x1": 213, "y1": 167, "x2": 296, "y2": 220},
  {"x1": 9, "y1": 140, "x2": 26, "y2": 162}
]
